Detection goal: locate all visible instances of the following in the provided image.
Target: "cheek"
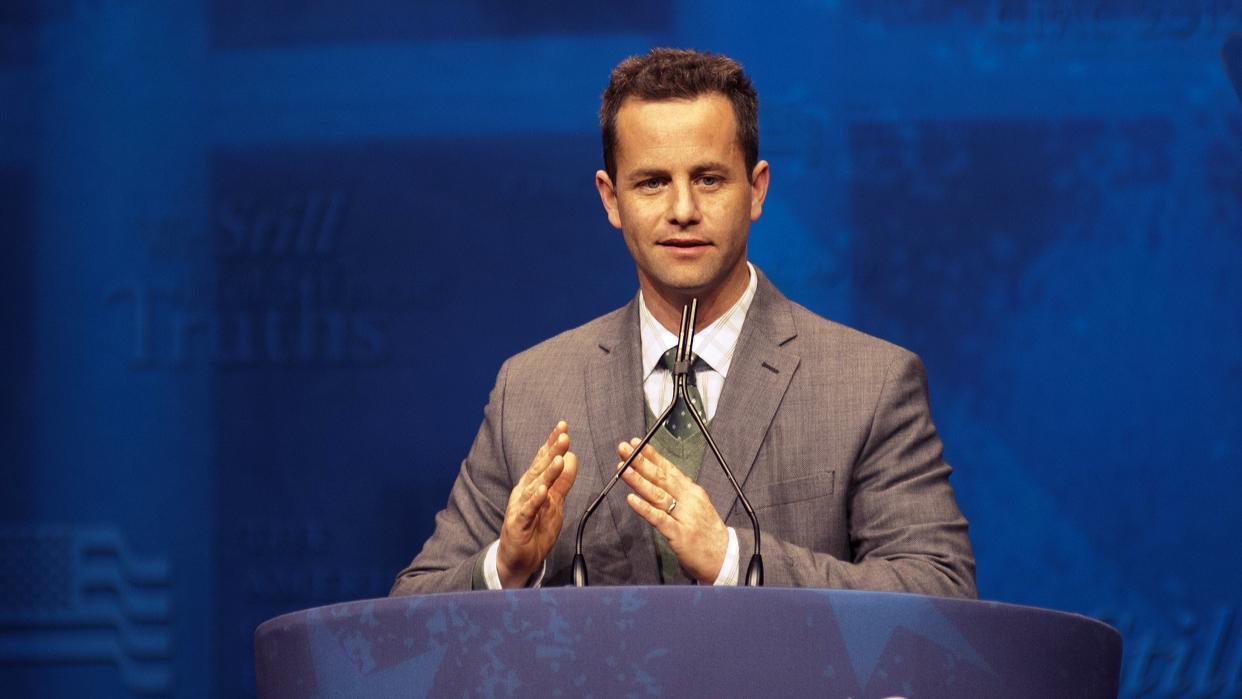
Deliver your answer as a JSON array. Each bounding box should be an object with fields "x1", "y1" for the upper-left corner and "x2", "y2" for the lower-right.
[
  {"x1": 705, "y1": 198, "x2": 750, "y2": 229},
  {"x1": 617, "y1": 199, "x2": 660, "y2": 232},
  {"x1": 617, "y1": 224, "x2": 647, "y2": 260},
  {"x1": 619, "y1": 228, "x2": 640, "y2": 253}
]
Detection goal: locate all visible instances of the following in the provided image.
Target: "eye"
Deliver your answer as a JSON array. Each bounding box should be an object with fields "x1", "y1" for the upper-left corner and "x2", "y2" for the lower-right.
[
  {"x1": 639, "y1": 178, "x2": 664, "y2": 190},
  {"x1": 698, "y1": 175, "x2": 722, "y2": 187}
]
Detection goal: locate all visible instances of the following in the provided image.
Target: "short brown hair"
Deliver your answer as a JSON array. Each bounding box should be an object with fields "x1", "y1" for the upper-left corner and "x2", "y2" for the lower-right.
[{"x1": 599, "y1": 48, "x2": 759, "y2": 181}]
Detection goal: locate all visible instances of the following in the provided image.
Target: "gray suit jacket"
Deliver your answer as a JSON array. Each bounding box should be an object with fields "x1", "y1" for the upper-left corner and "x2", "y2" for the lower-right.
[{"x1": 391, "y1": 271, "x2": 976, "y2": 597}]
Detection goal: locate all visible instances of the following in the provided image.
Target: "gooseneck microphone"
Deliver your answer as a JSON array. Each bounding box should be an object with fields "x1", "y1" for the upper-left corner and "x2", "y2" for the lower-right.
[{"x1": 572, "y1": 299, "x2": 764, "y2": 586}]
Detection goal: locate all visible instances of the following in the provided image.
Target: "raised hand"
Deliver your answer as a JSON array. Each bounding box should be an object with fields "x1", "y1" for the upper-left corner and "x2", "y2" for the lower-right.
[
  {"x1": 496, "y1": 421, "x2": 578, "y2": 588},
  {"x1": 617, "y1": 439, "x2": 728, "y2": 584}
]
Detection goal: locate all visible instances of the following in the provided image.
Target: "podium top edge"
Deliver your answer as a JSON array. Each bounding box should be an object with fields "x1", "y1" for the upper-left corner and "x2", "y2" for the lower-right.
[{"x1": 254, "y1": 586, "x2": 1119, "y2": 640}]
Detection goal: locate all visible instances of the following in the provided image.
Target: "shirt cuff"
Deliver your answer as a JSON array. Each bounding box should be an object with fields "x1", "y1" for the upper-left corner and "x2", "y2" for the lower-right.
[
  {"x1": 712, "y1": 527, "x2": 740, "y2": 586},
  {"x1": 483, "y1": 539, "x2": 546, "y2": 589}
]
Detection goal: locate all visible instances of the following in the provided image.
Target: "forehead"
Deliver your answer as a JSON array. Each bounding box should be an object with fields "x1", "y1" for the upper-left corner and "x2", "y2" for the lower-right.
[{"x1": 613, "y1": 93, "x2": 743, "y2": 172}]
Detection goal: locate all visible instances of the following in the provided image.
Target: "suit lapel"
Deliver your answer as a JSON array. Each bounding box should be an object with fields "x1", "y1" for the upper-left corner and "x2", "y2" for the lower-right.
[
  {"x1": 583, "y1": 299, "x2": 659, "y2": 584},
  {"x1": 698, "y1": 272, "x2": 800, "y2": 522}
]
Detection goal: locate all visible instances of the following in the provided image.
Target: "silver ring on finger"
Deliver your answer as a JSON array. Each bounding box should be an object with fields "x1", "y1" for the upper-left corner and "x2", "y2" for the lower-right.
[{"x1": 665, "y1": 498, "x2": 678, "y2": 515}]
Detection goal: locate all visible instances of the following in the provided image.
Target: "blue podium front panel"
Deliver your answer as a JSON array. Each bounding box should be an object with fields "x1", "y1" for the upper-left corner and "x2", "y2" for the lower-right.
[{"x1": 255, "y1": 588, "x2": 1121, "y2": 698}]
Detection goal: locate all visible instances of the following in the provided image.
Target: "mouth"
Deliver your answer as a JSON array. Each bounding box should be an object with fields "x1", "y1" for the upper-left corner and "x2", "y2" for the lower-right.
[{"x1": 658, "y1": 238, "x2": 710, "y2": 249}]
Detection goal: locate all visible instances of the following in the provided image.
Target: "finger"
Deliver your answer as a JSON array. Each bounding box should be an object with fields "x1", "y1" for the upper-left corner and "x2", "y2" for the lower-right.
[
  {"x1": 549, "y1": 451, "x2": 578, "y2": 500},
  {"x1": 620, "y1": 465, "x2": 674, "y2": 512},
  {"x1": 519, "y1": 455, "x2": 562, "y2": 515},
  {"x1": 517, "y1": 483, "x2": 549, "y2": 526},
  {"x1": 617, "y1": 437, "x2": 648, "y2": 459},
  {"x1": 517, "y1": 448, "x2": 547, "y2": 490},
  {"x1": 516, "y1": 451, "x2": 569, "y2": 518},
  {"x1": 542, "y1": 420, "x2": 567, "y2": 452},
  {"x1": 513, "y1": 475, "x2": 539, "y2": 514},
  {"x1": 546, "y1": 419, "x2": 567, "y2": 446},
  {"x1": 618, "y1": 441, "x2": 676, "y2": 492},
  {"x1": 539, "y1": 454, "x2": 565, "y2": 489},
  {"x1": 551, "y1": 421, "x2": 570, "y2": 448},
  {"x1": 521, "y1": 449, "x2": 558, "y2": 500},
  {"x1": 620, "y1": 442, "x2": 660, "y2": 488},
  {"x1": 521, "y1": 422, "x2": 569, "y2": 488},
  {"x1": 537, "y1": 424, "x2": 566, "y2": 466},
  {"x1": 614, "y1": 446, "x2": 639, "y2": 477},
  {"x1": 615, "y1": 449, "x2": 659, "y2": 488},
  {"x1": 536, "y1": 454, "x2": 568, "y2": 509},
  {"x1": 550, "y1": 431, "x2": 571, "y2": 459},
  {"x1": 638, "y1": 442, "x2": 689, "y2": 487},
  {"x1": 534, "y1": 433, "x2": 569, "y2": 479},
  {"x1": 534, "y1": 422, "x2": 561, "y2": 462},
  {"x1": 626, "y1": 493, "x2": 675, "y2": 535}
]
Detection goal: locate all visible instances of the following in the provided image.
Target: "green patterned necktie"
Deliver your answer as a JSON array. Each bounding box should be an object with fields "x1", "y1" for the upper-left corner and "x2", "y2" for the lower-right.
[{"x1": 658, "y1": 347, "x2": 707, "y2": 439}]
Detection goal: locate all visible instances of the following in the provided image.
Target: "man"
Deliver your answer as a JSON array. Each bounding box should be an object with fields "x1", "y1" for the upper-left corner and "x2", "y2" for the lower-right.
[{"x1": 391, "y1": 49, "x2": 975, "y2": 595}]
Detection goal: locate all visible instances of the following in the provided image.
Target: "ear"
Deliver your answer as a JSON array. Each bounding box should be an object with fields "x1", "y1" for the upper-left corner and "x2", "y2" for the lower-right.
[
  {"x1": 748, "y1": 160, "x2": 770, "y2": 222},
  {"x1": 595, "y1": 170, "x2": 623, "y2": 229}
]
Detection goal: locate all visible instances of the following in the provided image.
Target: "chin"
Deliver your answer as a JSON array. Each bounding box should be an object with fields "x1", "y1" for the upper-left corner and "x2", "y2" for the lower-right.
[{"x1": 655, "y1": 276, "x2": 719, "y2": 298}]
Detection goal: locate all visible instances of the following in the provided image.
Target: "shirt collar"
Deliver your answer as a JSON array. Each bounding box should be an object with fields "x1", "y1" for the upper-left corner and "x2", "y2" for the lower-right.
[{"x1": 638, "y1": 261, "x2": 758, "y2": 379}]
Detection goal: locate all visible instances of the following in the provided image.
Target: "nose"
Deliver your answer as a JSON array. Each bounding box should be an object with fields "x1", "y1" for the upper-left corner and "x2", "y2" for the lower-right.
[{"x1": 667, "y1": 180, "x2": 700, "y2": 227}]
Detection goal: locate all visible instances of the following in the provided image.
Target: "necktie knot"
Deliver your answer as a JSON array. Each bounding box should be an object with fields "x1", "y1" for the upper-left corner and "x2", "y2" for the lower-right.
[
  {"x1": 658, "y1": 347, "x2": 707, "y2": 439},
  {"x1": 658, "y1": 348, "x2": 705, "y2": 385}
]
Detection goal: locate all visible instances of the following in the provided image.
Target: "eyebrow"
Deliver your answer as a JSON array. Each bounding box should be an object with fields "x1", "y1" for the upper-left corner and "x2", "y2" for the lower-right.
[
  {"x1": 626, "y1": 168, "x2": 668, "y2": 183},
  {"x1": 691, "y1": 161, "x2": 731, "y2": 175},
  {"x1": 625, "y1": 161, "x2": 733, "y2": 183}
]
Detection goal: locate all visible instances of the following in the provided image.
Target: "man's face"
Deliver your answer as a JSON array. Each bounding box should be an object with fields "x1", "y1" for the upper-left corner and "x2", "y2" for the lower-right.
[{"x1": 596, "y1": 93, "x2": 769, "y2": 305}]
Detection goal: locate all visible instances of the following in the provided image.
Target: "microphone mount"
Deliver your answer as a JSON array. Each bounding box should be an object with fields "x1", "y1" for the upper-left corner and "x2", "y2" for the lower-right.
[{"x1": 572, "y1": 299, "x2": 764, "y2": 587}]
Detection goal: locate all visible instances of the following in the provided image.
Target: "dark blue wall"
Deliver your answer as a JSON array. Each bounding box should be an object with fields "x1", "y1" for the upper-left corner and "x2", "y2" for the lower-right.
[{"x1": 2, "y1": 2, "x2": 1240, "y2": 696}]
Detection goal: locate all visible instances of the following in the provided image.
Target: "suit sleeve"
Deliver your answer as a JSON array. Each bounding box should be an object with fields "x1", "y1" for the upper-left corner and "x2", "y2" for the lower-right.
[
  {"x1": 390, "y1": 361, "x2": 515, "y2": 595},
  {"x1": 733, "y1": 352, "x2": 977, "y2": 598}
]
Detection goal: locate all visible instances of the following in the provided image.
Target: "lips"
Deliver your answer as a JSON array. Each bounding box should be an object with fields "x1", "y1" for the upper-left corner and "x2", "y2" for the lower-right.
[{"x1": 658, "y1": 238, "x2": 710, "y2": 248}]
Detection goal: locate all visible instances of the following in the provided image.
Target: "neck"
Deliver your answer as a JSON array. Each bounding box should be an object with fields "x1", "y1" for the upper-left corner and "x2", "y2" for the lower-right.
[{"x1": 641, "y1": 263, "x2": 750, "y2": 334}]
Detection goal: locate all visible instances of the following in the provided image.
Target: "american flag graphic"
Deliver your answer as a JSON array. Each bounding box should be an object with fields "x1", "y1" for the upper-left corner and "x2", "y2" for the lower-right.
[{"x1": 0, "y1": 525, "x2": 173, "y2": 694}]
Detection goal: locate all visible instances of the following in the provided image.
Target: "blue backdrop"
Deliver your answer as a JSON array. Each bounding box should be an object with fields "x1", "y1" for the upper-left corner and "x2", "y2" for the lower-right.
[{"x1": 2, "y1": 2, "x2": 1240, "y2": 696}]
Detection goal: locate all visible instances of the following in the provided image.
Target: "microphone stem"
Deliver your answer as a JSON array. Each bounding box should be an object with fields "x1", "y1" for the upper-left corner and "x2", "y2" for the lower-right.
[
  {"x1": 575, "y1": 298, "x2": 763, "y2": 587},
  {"x1": 680, "y1": 377, "x2": 763, "y2": 569},
  {"x1": 573, "y1": 302, "x2": 695, "y2": 587},
  {"x1": 573, "y1": 399, "x2": 678, "y2": 558}
]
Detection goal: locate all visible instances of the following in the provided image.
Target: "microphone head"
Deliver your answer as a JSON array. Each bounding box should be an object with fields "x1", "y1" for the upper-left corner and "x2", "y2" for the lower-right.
[
  {"x1": 572, "y1": 553, "x2": 588, "y2": 587},
  {"x1": 746, "y1": 554, "x2": 764, "y2": 587},
  {"x1": 1225, "y1": 33, "x2": 1242, "y2": 106}
]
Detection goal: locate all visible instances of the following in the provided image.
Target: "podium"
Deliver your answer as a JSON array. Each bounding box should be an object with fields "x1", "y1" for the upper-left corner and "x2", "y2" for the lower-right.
[{"x1": 254, "y1": 587, "x2": 1120, "y2": 697}]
